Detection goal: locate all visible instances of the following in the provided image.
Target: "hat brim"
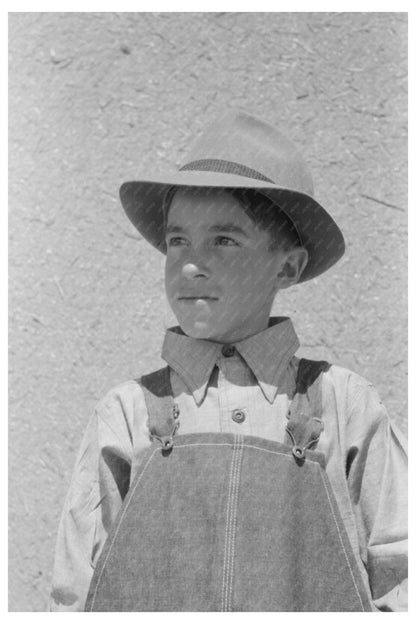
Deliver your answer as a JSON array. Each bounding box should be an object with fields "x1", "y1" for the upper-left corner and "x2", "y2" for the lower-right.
[{"x1": 119, "y1": 170, "x2": 345, "y2": 283}]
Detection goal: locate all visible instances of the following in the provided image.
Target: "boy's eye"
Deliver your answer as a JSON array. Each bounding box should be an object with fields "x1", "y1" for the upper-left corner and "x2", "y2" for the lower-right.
[
  {"x1": 214, "y1": 236, "x2": 239, "y2": 246},
  {"x1": 166, "y1": 236, "x2": 187, "y2": 247}
]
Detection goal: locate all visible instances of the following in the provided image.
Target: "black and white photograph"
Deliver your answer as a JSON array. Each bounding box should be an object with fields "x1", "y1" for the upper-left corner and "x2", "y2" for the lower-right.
[{"x1": 8, "y1": 9, "x2": 408, "y2": 613}]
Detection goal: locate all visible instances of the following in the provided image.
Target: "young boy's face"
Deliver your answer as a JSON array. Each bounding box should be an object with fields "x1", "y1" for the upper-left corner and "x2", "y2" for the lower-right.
[{"x1": 164, "y1": 188, "x2": 294, "y2": 344}]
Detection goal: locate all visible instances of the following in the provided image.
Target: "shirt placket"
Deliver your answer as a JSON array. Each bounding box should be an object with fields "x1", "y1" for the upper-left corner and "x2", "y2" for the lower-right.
[{"x1": 217, "y1": 350, "x2": 252, "y2": 435}]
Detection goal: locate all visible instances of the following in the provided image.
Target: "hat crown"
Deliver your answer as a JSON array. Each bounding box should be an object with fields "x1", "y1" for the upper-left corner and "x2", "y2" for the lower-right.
[{"x1": 181, "y1": 111, "x2": 314, "y2": 196}]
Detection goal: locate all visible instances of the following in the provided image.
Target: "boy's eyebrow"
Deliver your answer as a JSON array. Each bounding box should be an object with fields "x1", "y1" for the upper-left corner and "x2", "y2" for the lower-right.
[{"x1": 165, "y1": 223, "x2": 249, "y2": 237}]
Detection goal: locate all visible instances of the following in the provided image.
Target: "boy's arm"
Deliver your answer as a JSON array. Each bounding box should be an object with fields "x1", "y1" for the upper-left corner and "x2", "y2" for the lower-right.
[
  {"x1": 346, "y1": 381, "x2": 408, "y2": 611},
  {"x1": 48, "y1": 401, "x2": 133, "y2": 611}
]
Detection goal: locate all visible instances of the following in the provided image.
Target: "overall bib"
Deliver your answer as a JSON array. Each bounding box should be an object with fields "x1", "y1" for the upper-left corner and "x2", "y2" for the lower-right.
[{"x1": 85, "y1": 359, "x2": 373, "y2": 612}]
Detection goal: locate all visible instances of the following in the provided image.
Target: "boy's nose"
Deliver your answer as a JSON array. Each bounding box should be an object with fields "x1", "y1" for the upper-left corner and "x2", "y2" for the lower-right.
[{"x1": 182, "y1": 261, "x2": 210, "y2": 279}]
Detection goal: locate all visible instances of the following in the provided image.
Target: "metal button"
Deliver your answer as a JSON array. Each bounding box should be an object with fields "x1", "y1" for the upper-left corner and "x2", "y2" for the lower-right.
[
  {"x1": 222, "y1": 345, "x2": 235, "y2": 357},
  {"x1": 292, "y1": 446, "x2": 305, "y2": 460},
  {"x1": 232, "y1": 409, "x2": 246, "y2": 423}
]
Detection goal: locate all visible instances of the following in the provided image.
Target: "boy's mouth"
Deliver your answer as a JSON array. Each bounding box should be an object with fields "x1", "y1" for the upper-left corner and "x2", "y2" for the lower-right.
[{"x1": 177, "y1": 296, "x2": 219, "y2": 302}]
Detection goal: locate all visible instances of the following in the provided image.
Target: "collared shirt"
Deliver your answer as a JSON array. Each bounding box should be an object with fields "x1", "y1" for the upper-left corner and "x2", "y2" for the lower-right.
[{"x1": 49, "y1": 317, "x2": 408, "y2": 612}]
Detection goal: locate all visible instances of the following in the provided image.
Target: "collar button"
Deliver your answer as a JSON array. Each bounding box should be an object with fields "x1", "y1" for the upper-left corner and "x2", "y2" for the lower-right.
[{"x1": 222, "y1": 345, "x2": 236, "y2": 357}]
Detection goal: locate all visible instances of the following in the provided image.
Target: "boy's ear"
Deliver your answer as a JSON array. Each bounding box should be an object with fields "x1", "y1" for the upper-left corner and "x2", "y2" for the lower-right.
[{"x1": 275, "y1": 248, "x2": 309, "y2": 290}]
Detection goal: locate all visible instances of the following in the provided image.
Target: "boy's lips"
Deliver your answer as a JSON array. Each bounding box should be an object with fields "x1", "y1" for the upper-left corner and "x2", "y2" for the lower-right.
[{"x1": 177, "y1": 296, "x2": 219, "y2": 300}]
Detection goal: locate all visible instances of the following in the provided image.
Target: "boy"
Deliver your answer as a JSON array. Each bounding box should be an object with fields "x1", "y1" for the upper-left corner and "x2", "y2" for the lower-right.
[{"x1": 49, "y1": 111, "x2": 407, "y2": 611}]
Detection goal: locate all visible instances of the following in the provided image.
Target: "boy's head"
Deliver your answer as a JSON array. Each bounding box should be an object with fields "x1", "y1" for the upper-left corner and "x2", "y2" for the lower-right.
[
  {"x1": 119, "y1": 109, "x2": 345, "y2": 302},
  {"x1": 164, "y1": 186, "x2": 308, "y2": 343}
]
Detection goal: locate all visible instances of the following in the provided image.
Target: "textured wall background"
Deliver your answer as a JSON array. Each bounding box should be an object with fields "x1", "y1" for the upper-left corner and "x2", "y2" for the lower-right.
[{"x1": 9, "y1": 12, "x2": 407, "y2": 611}]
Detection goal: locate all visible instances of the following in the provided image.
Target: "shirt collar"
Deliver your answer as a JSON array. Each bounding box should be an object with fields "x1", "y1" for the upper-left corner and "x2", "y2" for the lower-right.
[{"x1": 161, "y1": 317, "x2": 300, "y2": 406}]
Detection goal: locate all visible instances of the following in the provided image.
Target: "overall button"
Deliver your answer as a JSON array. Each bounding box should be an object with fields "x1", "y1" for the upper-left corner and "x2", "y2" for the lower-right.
[
  {"x1": 222, "y1": 345, "x2": 235, "y2": 357},
  {"x1": 232, "y1": 409, "x2": 246, "y2": 423}
]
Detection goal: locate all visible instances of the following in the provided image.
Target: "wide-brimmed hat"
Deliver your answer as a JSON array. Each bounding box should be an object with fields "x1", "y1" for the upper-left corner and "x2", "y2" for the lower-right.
[{"x1": 119, "y1": 110, "x2": 345, "y2": 282}]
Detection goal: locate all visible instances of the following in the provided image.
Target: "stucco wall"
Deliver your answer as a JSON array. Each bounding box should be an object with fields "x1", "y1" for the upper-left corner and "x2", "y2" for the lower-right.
[{"x1": 9, "y1": 12, "x2": 407, "y2": 611}]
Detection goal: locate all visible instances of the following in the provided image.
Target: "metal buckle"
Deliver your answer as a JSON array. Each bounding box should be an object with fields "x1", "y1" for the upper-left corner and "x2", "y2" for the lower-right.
[{"x1": 153, "y1": 405, "x2": 180, "y2": 451}]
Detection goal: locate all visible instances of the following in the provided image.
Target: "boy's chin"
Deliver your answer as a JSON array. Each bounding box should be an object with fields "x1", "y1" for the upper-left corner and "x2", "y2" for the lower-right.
[{"x1": 178, "y1": 319, "x2": 225, "y2": 342}]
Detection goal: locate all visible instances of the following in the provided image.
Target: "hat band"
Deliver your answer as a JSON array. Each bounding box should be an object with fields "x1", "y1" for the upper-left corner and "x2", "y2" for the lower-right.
[{"x1": 179, "y1": 159, "x2": 274, "y2": 184}]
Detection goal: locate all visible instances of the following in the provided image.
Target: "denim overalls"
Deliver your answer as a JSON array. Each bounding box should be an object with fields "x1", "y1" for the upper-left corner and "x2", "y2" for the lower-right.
[{"x1": 85, "y1": 359, "x2": 373, "y2": 612}]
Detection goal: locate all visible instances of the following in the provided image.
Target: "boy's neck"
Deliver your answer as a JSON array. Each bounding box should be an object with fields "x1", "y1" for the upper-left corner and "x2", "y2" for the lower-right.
[{"x1": 175, "y1": 316, "x2": 289, "y2": 345}]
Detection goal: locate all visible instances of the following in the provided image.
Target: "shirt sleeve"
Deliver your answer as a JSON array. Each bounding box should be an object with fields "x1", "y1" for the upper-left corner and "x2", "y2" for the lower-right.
[
  {"x1": 345, "y1": 381, "x2": 408, "y2": 611},
  {"x1": 48, "y1": 397, "x2": 133, "y2": 612}
]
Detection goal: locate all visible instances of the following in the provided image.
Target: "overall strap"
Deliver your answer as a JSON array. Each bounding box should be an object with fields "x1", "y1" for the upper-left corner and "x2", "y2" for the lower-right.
[
  {"x1": 285, "y1": 358, "x2": 331, "y2": 460},
  {"x1": 140, "y1": 366, "x2": 179, "y2": 450}
]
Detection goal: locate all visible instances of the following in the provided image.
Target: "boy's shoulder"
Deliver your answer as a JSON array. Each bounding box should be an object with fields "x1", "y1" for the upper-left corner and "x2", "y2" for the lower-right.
[
  {"x1": 292, "y1": 356, "x2": 388, "y2": 429},
  {"x1": 93, "y1": 378, "x2": 146, "y2": 419},
  {"x1": 318, "y1": 361, "x2": 390, "y2": 429},
  {"x1": 321, "y1": 361, "x2": 375, "y2": 392},
  {"x1": 296, "y1": 356, "x2": 376, "y2": 395},
  {"x1": 295, "y1": 357, "x2": 371, "y2": 388}
]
